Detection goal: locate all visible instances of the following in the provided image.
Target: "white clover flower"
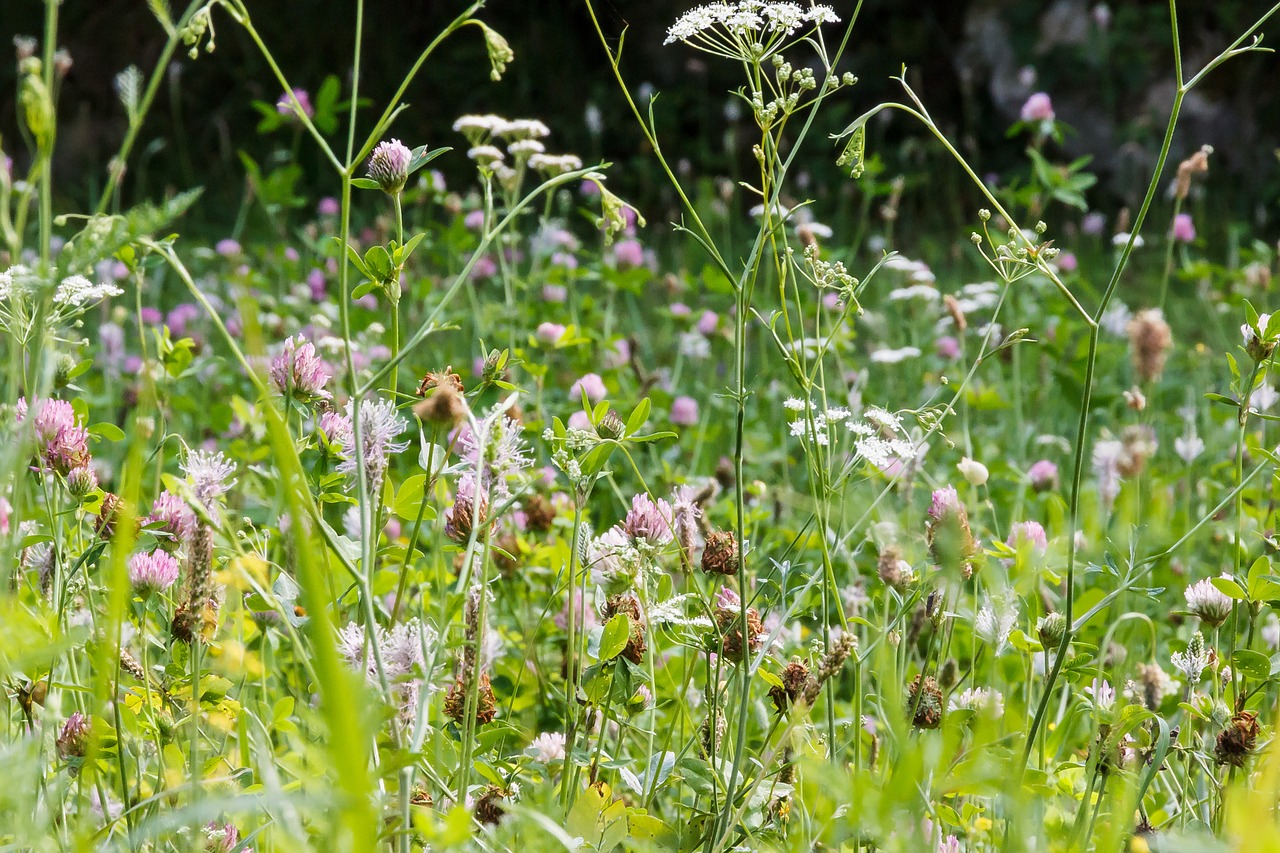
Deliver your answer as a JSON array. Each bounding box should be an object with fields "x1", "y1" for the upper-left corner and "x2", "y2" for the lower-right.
[
  {"x1": 1184, "y1": 576, "x2": 1234, "y2": 627},
  {"x1": 1171, "y1": 632, "x2": 1209, "y2": 684},
  {"x1": 948, "y1": 687, "x2": 1004, "y2": 719},
  {"x1": 528, "y1": 732, "x2": 567, "y2": 763},
  {"x1": 1174, "y1": 433, "x2": 1204, "y2": 464},
  {"x1": 974, "y1": 593, "x2": 1018, "y2": 655}
]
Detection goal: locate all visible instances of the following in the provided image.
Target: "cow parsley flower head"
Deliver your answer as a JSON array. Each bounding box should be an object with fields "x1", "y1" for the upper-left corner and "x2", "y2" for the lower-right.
[{"x1": 665, "y1": 1, "x2": 841, "y2": 61}]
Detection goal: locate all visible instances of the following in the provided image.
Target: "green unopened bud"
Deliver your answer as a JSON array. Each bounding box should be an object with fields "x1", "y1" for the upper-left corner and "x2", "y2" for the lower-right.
[
  {"x1": 1037, "y1": 612, "x2": 1067, "y2": 648},
  {"x1": 596, "y1": 409, "x2": 625, "y2": 440},
  {"x1": 477, "y1": 22, "x2": 514, "y2": 82}
]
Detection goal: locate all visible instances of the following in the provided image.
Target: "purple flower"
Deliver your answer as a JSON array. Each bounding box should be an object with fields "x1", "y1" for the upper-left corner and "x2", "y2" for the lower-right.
[
  {"x1": 612, "y1": 239, "x2": 644, "y2": 270},
  {"x1": 670, "y1": 303, "x2": 691, "y2": 317},
  {"x1": 927, "y1": 486, "x2": 961, "y2": 522},
  {"x1": 567, "y1": 411, "x2": 592, "y2": 431},
  {"x1": 182, "y1": 449, "x2": 236, "y2": 506},
  {"x1": 338, "y1": 398, "x2": 408, "y2": 492},
  {"x1": 270, "y1": 335, "x2": 332, "y2": 401},
  {"x1": 20, "y1": 398, "x2": 90, "y2": 475},
  {"x1": 367, "y1": 138, "x2": 413, "y2": 194},
  {"x1": 203, "y1": 822, "x2": 250, "y2": 853},
  {"x1": 542, "y1": 284, "x2": 567, "y2": 303},
  {"x1": 166, "y1": 303, "x2": 200, "y2": 337},
  {"x1": 935, "y1": 335, "x2": 960, "y2": 360},
  {"x1": 1007, "y1": 520, "x2": 1048, "y2": 554},
  {"x1": 715, "y1": 587, "x2": 741, "y2": 611},
  {"x1": 1020, "y1": 92, "x2": 1055, "y2": 123},
  {"x1": 670, "y1": 396, "x2": 699, "y2": 426},
  {"x1": 276, "y1": 87, "x2": 314, "y2": 118},
  {"x1": 465, "y1": 209, "x2": 486, "y2": 230},
  {"x1": 623, "y1": 493, "x2": 674, "y2": 546},
  {"x1": 570, "y1": 373, "x2": 607, "y2": 403},
  {"x1": 319, "y1": 410, "x2": 354, "y2": 453},
  {"x1": 57, "y1": 712, "x2": 92, "y2": 759},
  {"x1": 697, "y1": 310, "x2": 719, "y2": 335},
  {"x1": 128, "y1": 550, "x2": 181, "y2": 596},
  {"x1": 471, "y1": 256, "x2": 497, "y2": 279},
  {"x1": 1081, "y1": 212, "x2": 1107, "y2": 235},
  {"x1": 307, "y1": 268, "x2": 327, "y2": 301},
  {"x1": 215, "y1": 238, "x2": 242, "y2": 257},
  {"x1": 145, "y1": 490, "x2": 196, "y2": 547},
  {"x1": 1057, "y1": 251, "x2": 1078, "y2": 272},
  {"x1": 317, "y1": 196, "x2": 340, "y2": 216},
  {"x1": 1173, "y1": 213, "x2": 1196, "y2": 243},
  {"x1": 536, "y1": 322, "x2": 566, "y2": 344},
  {"x1": 1028, "y1": 459, "x2": 1059, "y2": 492},
  {"x1": 139, "y1": 306, "x2": 163, "y2": 326}
]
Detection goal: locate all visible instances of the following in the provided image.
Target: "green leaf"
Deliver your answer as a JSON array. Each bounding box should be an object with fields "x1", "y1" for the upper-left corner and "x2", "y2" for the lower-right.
[
  {"x1": 393, "y1": 475, "x2": 427, "y2": 521},
  {"x1": 625, "y1": 398, "x2": 651, "y2": 437},
  {"x1": 344, "y1": 243, "x2": 370, "y2": 278},
  {"x1": 352, "y1": 280, "x2": 378, "y2": 300},
  {"x1": 407, "y1": 145, "x2": 451, "y2": 177},
  {"x1": 1233, "y1": 649, "x2": 1272, "y2": 681},
  {"x1": 363, "y1": 245, "x2": 394, "y2": 281},
  {"x1": 598, "y1": 614, "x2": 630, "y2": 661},
  {"x1": 89, "y1": 423, "x2": 126, "y2": 442},
  {"x1": 1212, "y1": 576, "x2": 1248, "y2": 601},
  {"x1": 350, "y1": 177, "x2": 381, "y2": 190}
]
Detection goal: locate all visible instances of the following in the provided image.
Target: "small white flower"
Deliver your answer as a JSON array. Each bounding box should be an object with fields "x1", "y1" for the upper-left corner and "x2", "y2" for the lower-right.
[
  {"x1": 1084, "y1": 678, "x2": 1116, "y2": 712},
  {"x1": 1184, "y1": 575, "x2": 1234, "y2": 627},
  {"x1": 974, "y1": 593, "x2": 1018, "y2": 655},
  {"x1": 783, "y1": 397, "x2": 807, "y2": 411}
]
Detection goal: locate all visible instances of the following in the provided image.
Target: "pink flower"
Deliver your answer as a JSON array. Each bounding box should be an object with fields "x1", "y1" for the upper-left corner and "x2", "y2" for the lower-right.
[
  {"x1": 1173, "y1": 213, "x2": 1196, "y2": 243},
  {"x1": 935, "y1": 335, "x2": 960, "y2": 360},
  {"x1": 542, "y1": 284, "x2": 567, "y2": 303},
  {"x1": 166, "y1": 304, "x2": 199, "y2": 337},
  {"x1": 276, "y1": 88, "x2": 313, "y2": 118},
  {"x1": 927, "y1": 486, "x2": 962, "y2": 521},
  {"x1": 367, "y1": 138, "x2": 413, "y2": 194},
  {"x1": 570, "y1": 373, "x2": 607, "y2": 403},
  {"x1": 670, "y1": 396, "x2": 699, "y2": 425},
  {"x1": 471, "y1": 256, "x2": 497, "y2": 279},
  {"x1": 536, "y1": 322, "x2": 566, "y2": 344},
  {"x1": 21, "y1": 399, "x2": 90, "y2": 475},
  {"x1": 612, "y1": 239, "x2": 644, "y2": 270},
  {"x1": 1081, "y1": 212, "x2": 1106, "y2": 235},
  {"x1": 670, "y1": 303, "x2": 692, "y2": 317},
  {"x1": 145, "y1": 490, "x2": 196, "y2": 547},
  {"x1": 215, "y1": 238, "x2": 242, "y2": 257},
  {"x1": 464, "y1": 209, "x2": 486, "y2": 231},
  {"x1": 1020, "y1": 92, "x2": 1055, "y2": 123},
  {"x1": 307, "y1": 268, "x2": 327, "y2": 301},
  {"x1": 697, "y1": 310, "x2": 719, "y2": 335},
  {"x1": 317, "y1": 196, "x2": 340, "y2": 216},
  {"x1": 1057, "y1": 251, "x2": 1078, "y2": 272},
  {"x1": 823, "y1": 292, "x2": 843, "y2": 310},
  {"x1": 568, "y1": 411, "x2": 592, "y2": 431},
  {"x1": 270, "y1": 335, "x2": 332, "y2": 401},
  {"x1": 623, "y1": 493, "x2": 674, "y2": 545},
  {"x1": 1007, "y1": 520, "x2": 1048, "y2": 554},
  {"x1": 128, "y1": 550, "x2": 181, "y2": 596},
  {"x1": 1028, "y1": 459, "x2": 1059, "y2": 492}
]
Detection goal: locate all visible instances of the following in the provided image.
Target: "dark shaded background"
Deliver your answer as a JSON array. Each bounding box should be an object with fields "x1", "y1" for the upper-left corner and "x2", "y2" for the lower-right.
[{"x1": 2, "y1": 0, "x2": 1278, "y2": 236}]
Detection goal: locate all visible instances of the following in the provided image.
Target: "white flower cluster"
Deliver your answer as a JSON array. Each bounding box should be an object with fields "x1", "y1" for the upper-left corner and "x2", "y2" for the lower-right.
[
  {"x1": 948, "y1": 687, "x2": 1004, "y2": 719},
  {"x1": 53, "y1": 274, "x2": 123, "y2": 306},
  {"x1": 454, "y1": 114, "x2": 582, "y2": 186},
  {"x1": 0, "y1": 265, "x2": 123, "y2": 326},
  {"x1": 784, "y1": 398, "x2": 916, "y2": 467},
  {"x1": 665, "y1": 2, "x2": 840, "y2": 48}
]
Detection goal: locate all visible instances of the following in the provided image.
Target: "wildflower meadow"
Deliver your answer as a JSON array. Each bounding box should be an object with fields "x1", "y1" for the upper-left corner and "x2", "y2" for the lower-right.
[{"x1": 6, "y1": 0, "x2": 1280, "y2": 850}]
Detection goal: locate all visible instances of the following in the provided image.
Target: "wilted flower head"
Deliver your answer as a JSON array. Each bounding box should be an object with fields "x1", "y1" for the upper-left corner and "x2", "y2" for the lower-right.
[
  {"x1": 270, "y1": 335, "x2": 331, "y2": 401},
  {"x1": 1185, "y1": 575, "x2": 1234, "y2": 627},
  {"x1": 1127, "y1": 308, "x2": 1172, "y2": 383},
  {"x1": 129, "y1": 550, "x2": 181, "y2": 597},
  {"x1": 367, "y1": 138, "x2": 412, "y2": 195}
]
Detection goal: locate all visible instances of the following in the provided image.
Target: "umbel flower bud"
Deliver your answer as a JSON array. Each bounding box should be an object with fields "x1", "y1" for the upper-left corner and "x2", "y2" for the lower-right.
[{"x1": 366, "y1": 138, "x2": 412, "y2": 195}]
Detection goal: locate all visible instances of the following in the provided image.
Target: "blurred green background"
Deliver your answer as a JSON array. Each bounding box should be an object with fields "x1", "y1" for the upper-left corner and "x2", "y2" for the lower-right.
[{"x1": 2, "y1": 0, "x2": 1278, "y2": 238}]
